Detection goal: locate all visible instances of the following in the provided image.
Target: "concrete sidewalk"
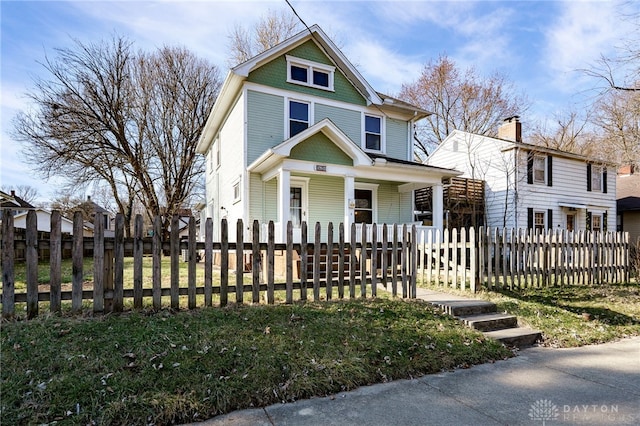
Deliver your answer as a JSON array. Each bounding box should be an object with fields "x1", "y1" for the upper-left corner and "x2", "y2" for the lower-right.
[{"x1": 192, "y1": 336, "x2": 639, "y2": 425}]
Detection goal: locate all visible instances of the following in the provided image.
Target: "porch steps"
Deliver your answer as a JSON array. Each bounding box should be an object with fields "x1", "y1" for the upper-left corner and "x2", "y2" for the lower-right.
[{"x1": 410, "y1": 288, "x2": 542, "y2": 348}]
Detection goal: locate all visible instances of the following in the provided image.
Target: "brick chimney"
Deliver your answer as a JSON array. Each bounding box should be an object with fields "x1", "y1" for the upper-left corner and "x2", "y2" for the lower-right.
[
  {"x1": 618, "y1": 164, "x2": 635, "y2": 176},
  {"x1": 498, "y1": 116, "x2": 522, "y2": 142}
]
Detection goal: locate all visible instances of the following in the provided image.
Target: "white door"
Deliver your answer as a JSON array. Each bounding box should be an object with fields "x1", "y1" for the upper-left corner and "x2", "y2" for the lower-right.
[{"x1": 289, "y1": 178, "x2": 308, "y2": 242}]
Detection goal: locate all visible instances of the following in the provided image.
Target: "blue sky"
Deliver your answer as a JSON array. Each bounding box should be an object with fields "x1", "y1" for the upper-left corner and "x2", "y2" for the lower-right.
[{"x1": 1, "y1": 0, "x2": 637, "y2": 203}]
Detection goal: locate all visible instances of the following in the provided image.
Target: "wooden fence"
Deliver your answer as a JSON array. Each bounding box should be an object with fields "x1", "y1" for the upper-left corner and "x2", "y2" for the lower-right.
[
  {"x1": 417, "y1": 227, "x2": 631, "y2": 291},
  {"x1": 0, "y1": 210, "x2": 418, "y2": 319},
  {"x1": 0, "y1": 210, "x2": 632, "y2": 320}
]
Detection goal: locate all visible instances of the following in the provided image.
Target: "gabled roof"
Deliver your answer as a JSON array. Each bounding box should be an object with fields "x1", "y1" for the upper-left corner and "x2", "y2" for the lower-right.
[
  {"x1": 0, "y1": 190, "x2": 36, "y2": 210},
  {"x1": 248, "y1": 118, "x2": 372, "y2": 173},
  {"x1": 196, "y1": 24, "x2": 429, "y2": 154},
  {"x1": 430, "y1": 129, "x2": 615, "y2": 166}
]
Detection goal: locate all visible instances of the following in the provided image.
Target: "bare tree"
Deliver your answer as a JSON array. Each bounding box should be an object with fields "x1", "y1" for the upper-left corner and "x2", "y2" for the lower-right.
[
  {"x1": 399, "y1": 55, "x2": 528, "y2": 161},
  {"x1": 227, "y1": 9, "x2": 301, "y2": 65},
  {"x1": 529, "y1": 110, "x2": 598, "y2": 155},
  {"x1": 591, "y1": 89, "x2": 640, "y2": 166},
  {"x1": 13, "y1": 35, "x2": 221, "y2": 237}
]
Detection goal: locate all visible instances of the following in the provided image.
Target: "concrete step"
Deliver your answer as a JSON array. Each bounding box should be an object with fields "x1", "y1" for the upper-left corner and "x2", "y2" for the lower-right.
[
  {"x1": 484, "y1": 327, "x2": 542, "y2": 348},
  {"x1": 431, "y1": 300, "x2": 497, "y2": 317},
  {"x1": 459, "y1": 313, "x2": 518, "y2": 332}
]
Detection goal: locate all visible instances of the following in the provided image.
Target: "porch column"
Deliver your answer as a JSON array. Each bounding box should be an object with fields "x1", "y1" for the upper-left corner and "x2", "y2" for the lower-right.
[
  {"x1": 344, "y1": 174, "x2": 355, "y2": 237},
  {"x1": 432, "y1": 183, "x2": 444, "y2": 232},
  {"x1": 278, "y1": 169, "x2": 291, "y2": 242}
]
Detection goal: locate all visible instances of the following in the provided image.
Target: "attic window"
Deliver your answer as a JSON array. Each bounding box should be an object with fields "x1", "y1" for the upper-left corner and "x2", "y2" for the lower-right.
[{"x1": 286, "y1": 55, "x2": 334, "y2": 91}]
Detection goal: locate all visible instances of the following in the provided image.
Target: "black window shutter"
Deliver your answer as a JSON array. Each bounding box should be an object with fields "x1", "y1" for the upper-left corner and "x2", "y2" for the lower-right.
[
  {"x1": 603, "y1": 168, "x2": 608, "y2": 193},
  {"x1": 547, "y1": 156, "x2": 553, "y2": 186},
  {"x1": 527, "y1": 151, "x2": 533, "y2": 184},
  {"x1": 603, "y1": 211, "x2": 608, "y2": 231},
  {"x1": 586, "y1": 211, "x2": 592, "y2": 231},
  {"x1": 527, "y1": 207, "x2": 533, "y2": 229},
  {"x1": 547, "y1": 209, "x2": 553, "y2": 229},
  {"x1": 587, "y1": 163, "x2": 592, "y2": 192}
]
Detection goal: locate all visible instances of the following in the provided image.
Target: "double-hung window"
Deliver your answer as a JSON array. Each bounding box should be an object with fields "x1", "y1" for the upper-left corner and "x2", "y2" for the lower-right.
[
  {"x1": 591, "y1": 165, "x2": 603, "y2": 192},
  {"x1": 534, "y1": 211, "x2": 545, "y2": 231},
  {"x1": 286, "y1": 56, "x2": 334, "y2": 91},
  {"x1": 364, "y1": 115, "x2": 382, "y2": 151},
  {"x1": 533, "y1": 155, "x2": 546, "y2": 184},
  {"x1": 289, "y1": 100, "x2": 309, "y2": 137}
]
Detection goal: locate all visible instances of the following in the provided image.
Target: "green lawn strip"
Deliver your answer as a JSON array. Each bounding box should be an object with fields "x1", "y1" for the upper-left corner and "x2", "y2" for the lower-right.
[
  {"x1": 1, "y1": 298, "x2": 512, "y2": 425},
  {"x1": 420, "y1": 281, "x2": 640, "y2": 348}
]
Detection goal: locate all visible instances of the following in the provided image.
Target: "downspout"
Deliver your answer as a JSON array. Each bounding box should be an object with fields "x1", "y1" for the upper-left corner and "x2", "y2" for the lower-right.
[{"x1": 514, "y1": 146, "x2": 519, "y2": 229}]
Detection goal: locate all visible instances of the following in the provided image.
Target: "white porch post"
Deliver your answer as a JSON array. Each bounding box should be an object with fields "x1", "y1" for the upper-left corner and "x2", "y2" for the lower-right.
[
  {"x1": 344, "y1": 175, "x2": 355, "y2": 239},
  {"x1": 432, "y1": 183, "x2": 444, "y2": 232},
  {"x1": 278, "y1": 169, "x2": 291, "y2": 242}
]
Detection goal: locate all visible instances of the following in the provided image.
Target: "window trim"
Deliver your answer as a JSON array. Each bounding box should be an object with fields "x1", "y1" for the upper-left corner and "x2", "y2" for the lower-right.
[
  {"x1": 287, "y1": 99, "x2": 311, "y2": 138},
  {"x1": 591, "y1": 165, "x2": 603, "y2": 192},
  {"x1": 533, "y1": 210, "x2": 546, "y2": 232},
  {"x1": 232, "y1": 177, "x2": 241, "y2": 204},
  {"x1": 533, "y1": 154, "x2": 546, "y2": 184},
  {"x1": 286, "y1": 55, "x2": 335, "y2": 91},
  {"x1": 362, "y1": 113, "x2": 385, "y2": 153},
  {"x1": 354, "y1": 182, "x2": 378, "y2": 224}
]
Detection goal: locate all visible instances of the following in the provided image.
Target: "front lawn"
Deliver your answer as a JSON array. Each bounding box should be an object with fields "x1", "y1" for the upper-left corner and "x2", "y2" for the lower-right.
[{"x1": 0, "y1": 298, "x2": 512, "y2": 425}]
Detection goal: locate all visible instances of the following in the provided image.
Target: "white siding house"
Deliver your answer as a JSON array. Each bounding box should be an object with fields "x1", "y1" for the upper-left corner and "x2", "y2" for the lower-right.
[{"x1": 427, "y1": 117, "x2": 617, "y2": 232}]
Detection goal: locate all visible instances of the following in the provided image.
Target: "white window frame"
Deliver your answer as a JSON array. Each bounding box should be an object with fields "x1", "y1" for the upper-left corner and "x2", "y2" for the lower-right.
[
  {"x1": 286, "y1": 55, "x2": 335, "y2": 91},
  {"x1": 592, "y1": 213, "x2": 602, "y2": 232},
  {"x1": 354, "y1": 182, "x2": 379, "y2": 224},
  {"x1": 591, "y1": 165, "x2": 603, "y2": 192},
  {"x1": 533, "y1": 155, "x2": 546, "y2": 184},
  {"x1": 232, "y1": 177, "x2": 241, "y2": 204},
  {"x1": 287, "y1": 98, "x2": 311, "y2": 139},
  {"x1": 362, "y1": 113, "x2": 385, "y2": 153},
  {"x1": 215, "y1": 137, "x2": 220, "y2": 170},
  {"x1": 534, "y1": 210, "x2": 546, "y2": 231}
]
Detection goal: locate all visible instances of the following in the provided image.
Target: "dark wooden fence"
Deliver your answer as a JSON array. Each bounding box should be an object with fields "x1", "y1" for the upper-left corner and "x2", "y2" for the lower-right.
[
  {"x1": 0, "y1": 210, "x2": 632, "y2": 320},
  {"x1": 1, "y1": 210, "x2": 418, "y2": 319}
]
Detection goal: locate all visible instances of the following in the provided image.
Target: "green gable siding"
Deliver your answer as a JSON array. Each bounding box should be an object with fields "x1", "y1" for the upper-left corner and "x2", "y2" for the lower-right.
[
  {"x1": 386, "y1": 118, "x2": 409, "y2": 161},
  {"x1": 314, "y1": 104, "x2": 360, "y2": 145},
  {"x1": 289, "y1": 133, "x2": 353, "y2": 166},
  {"x1": 247, "y1": 40, "x2": 366, "y2": 106},
  {"x1": 247, "y1": 90, "x2": 284, "y2": 165}
]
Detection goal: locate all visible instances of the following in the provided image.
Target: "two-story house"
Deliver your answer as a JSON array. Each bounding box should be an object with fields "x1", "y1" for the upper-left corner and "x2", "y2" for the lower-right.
[
  {"x1": 427, "y1": 116, "x2": 617, "y2": 232},
  {"x1": 196, "y1": 25, "x2": 459, "y2": 242}
]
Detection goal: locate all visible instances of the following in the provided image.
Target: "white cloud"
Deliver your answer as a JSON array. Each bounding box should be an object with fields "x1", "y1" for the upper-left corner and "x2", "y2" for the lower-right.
[{"x1": 542, "y1": 1, "x2": 637, "y2": 94}]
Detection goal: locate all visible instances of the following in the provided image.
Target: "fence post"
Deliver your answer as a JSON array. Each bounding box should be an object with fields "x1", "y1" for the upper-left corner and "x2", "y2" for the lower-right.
[
  {"x1": 300, "y1": 222, "x2": 308, "y2": 301},
  {"x1": 252, "y1": 220, "x2": 261, "y2": 304},
  {"x1": 71, "y1": 212, "x2": 84, "y2": 313},
  {"x1": 411, "y1": 225, "x2": 417, "y2": 298},
  {"x1": 205, "y1": 218, "x2": 213, "y2": 307},
  {"x1": 170, "y1": 215, "x2": 180, "y2": 309},
  {"x1": 1, "y1": 209, "x2": 15, "y2": 319},
  {"x1": 286, "y1": 221, "x2": 294, "y2": 303},
  {"x1": 350, "y1": 223, "x2": 357, "y2": 298},
  {"x1": 236, "y1": 219, "x2": 244, "y2": 304},
  {"x1": 401, "y1": 224, "x2": 408, "y2": 298},
  {"x1": 49, "y1": 211, "x2": 62, "y2": 313},
  {"x1": 470, "y1": 227, "x2": 477, "y2": 293},
  {"x1": 26, "y1": 210, "x2": 38, "y2": 319},
  {"x1": 451, "y1": 228, "x2": 458, "y2": 290},
  {"x1": 371, "y1": 224, "x2": 377, "y2": 297},
  {"x1": 461, "y1": 227, "x2": 467, "y2": 290},
  {"x1": 188, "y1": 216, "x2": 197, "y2": 309},
  {"x1": 93, "y1": 213, "x2": 105, "y2": 313},
  {"x1": 220, "y1": 219, "x2": 229, "y2": 307},
  {"x1": 314, "y1": 222, "x2": 321, "y2": 301},
  {"x1": 443, "y1": 228, "x2": 450, "y2": 289},
  {"x1": 381, "y1": 224, "x2": 388, "y2": 290},
  {"x1": 338, "y1": 223, "x2": 345, "y2": 299},
  {"x1": 327, "y1": 222, "x2": 334, "y2": 300},
  {"x1": 267, "y1": 221, "x2": 275, "y2": 304},
  {"x1": 361, "y1": 223, "x2": 368, "y2": 298},
  {"x1": 152, "y1": 216, "x2": 162, "y2": 310},
  {"x1": 113, "y1": 214, "x2": 124, "y2": 312},
  {"x1": 133, "y1": 215, "x2": 143, "y2": 309},
  {"x1": 391, "y1": 224, "x2": 398, "y2": 296}
]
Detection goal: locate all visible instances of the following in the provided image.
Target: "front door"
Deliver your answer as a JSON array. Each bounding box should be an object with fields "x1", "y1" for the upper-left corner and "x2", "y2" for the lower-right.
[
  {"x1": 289, "y1": 178, "x2": 308, "y2": 241},
  {"x1": 566, "y1": 214, "x2": 575, "y2": 232}
]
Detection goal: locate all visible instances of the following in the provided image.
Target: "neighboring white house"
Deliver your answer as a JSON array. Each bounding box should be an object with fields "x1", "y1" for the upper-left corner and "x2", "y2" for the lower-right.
[
  {"x1": 427, "y1": 116, "x2": 617, "y2": 232},
  {"x1": 196, "y1": 24, "x2": 460, "y2": 242},
  {"x1": 12, "y1": 208, "x2": 94, "y2": 236}
]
